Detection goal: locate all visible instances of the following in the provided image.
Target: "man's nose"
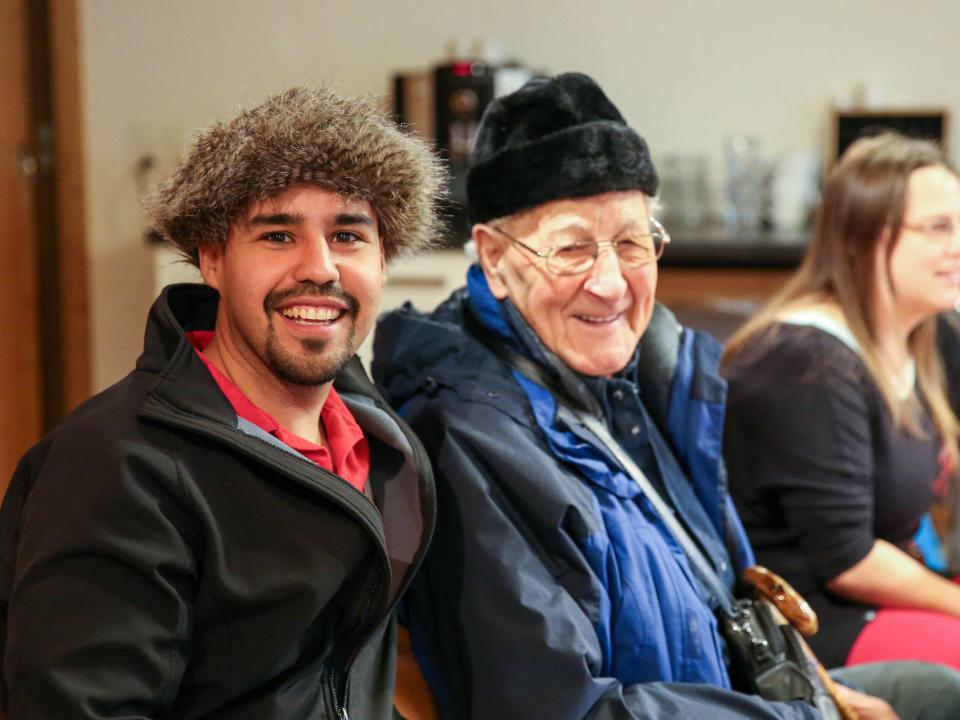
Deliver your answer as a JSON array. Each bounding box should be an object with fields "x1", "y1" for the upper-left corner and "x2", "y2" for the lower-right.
[
  {"x1": 583, "y1": 244, "x2": 627, "y2": 298},
  {"x1": 293, "y1": 237, "x2": 340, "y2": 285}
]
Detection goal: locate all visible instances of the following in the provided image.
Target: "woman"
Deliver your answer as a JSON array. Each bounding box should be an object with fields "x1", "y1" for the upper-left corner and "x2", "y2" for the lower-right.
[{"x1": 723, "y1": 131, "x2": 960, "y2": 671}]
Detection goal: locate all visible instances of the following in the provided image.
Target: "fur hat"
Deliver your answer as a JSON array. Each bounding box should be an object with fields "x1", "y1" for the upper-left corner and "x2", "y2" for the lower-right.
[
  {"x1": 146, "y1": 86, "x2": 446, "y2": 265},
  {"x1": 466, "y1": 72, "x2": 658, "y2": 224}
]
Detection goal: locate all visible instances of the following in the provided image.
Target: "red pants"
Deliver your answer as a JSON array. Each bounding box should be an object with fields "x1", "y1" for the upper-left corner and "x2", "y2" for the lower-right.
[{"x1": 847, "y1": 608, "x2": 960, "y2": 670}]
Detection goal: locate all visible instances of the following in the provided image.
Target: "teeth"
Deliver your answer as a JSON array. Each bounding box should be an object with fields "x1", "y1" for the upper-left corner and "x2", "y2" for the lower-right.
[
  {"x1": 578, "y1": 314, "x2": 618, "y2": 323},
  {"x1": 281, "y1": 306, "x2": 343, "y2": 322}
]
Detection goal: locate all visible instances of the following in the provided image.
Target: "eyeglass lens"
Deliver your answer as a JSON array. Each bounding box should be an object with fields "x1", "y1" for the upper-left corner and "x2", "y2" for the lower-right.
[
  {"x1": 906, "y1": 219, "x2": 960, "y2": 248},
  {"x1": 547, "y1": 234, "x2": 663, "y2": 274}
]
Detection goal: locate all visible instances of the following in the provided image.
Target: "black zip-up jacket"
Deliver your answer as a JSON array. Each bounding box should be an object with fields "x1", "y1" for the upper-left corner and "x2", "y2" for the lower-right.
[{"x1": 0, "y1": 283, "x2": 435, "y2": 719}]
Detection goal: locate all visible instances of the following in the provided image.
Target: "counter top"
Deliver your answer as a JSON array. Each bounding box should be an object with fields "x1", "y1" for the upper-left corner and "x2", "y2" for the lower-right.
[{"x1": 660, "y1": 226, "x2": 809, "y2": 269}]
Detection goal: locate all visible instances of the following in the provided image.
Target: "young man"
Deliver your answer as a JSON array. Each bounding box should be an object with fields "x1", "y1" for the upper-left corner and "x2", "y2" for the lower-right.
[{"x1": 0, "y1": 86, "x2": 443, "y2": 719}]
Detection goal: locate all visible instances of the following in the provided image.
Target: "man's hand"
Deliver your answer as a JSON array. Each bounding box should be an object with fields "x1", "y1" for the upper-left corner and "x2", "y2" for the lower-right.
[{"x1": 834, "y1": 683, "x2": 900, "y2": 720}]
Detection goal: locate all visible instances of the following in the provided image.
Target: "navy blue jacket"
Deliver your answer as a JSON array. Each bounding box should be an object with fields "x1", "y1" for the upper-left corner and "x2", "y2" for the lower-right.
[{"x1": 372, "y1": 276, "x2": 817, "y2": 720}]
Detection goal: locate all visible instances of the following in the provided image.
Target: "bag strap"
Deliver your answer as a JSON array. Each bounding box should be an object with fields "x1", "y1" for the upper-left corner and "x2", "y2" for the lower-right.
[
  {"x1": 567, "y1": 407, "x2": 739, "y2": 617},
  {"x1": 480, "y1": 331, "x2": 740, "y2": 617}
]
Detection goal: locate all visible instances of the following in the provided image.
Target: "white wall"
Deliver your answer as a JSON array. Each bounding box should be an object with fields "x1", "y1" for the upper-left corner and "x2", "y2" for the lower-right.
[{"x1": 80, "y1": 0, "x2": 960, "y2": 390}]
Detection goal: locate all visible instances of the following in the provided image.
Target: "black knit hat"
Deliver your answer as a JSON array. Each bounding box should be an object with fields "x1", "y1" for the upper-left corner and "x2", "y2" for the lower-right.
[{"x1": 466, "y1": 72, "x2": 659, "y2": 224}]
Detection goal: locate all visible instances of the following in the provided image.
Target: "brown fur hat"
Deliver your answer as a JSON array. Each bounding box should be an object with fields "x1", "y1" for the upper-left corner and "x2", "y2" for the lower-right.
[{"x1": 145, "y1": 86, "x2": 446, "y2": 265}]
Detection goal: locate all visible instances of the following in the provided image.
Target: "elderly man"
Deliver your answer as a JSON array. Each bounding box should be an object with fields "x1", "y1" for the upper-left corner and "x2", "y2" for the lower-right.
[
  {"x1": 0, "y1": 86, "x2": 442, "y2": 718},
  {"x1": 373, "y1": 73, "x2": 960, "y2": 719}
]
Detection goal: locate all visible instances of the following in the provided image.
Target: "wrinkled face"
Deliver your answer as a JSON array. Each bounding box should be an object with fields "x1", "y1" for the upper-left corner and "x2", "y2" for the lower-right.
[
  {"x1": 477, "y1": 190, "x2": 657, "y2": 377},
  {"x1": 199, "y1": 184, "x2": 386, "y2": 387},
  {"x1": 886, "y1": 165, "x2": 960, "y2": 328}
]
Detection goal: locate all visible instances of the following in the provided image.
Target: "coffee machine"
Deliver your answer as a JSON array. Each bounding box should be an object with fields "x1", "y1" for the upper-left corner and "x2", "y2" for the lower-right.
[{"x1": 394, "y1": 55, "x2": 532, "y2": 243}]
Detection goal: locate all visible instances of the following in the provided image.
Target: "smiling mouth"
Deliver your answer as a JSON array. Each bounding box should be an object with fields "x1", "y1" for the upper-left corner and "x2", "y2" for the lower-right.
[
  {"x1": 575, "y1": 313, "x2": 622, "y2": 324},
  {"x1": 280, "y1": 305, "x2": 346, "y2": 324}
]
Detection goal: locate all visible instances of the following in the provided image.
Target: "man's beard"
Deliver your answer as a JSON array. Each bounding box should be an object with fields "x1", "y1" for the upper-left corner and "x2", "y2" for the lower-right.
[
  {"x1": 264, "y1": 325, "x2": 357, "y2": 386},
  {"x1": 262, "y1": 282, "x2": 361, "y2": 386}
]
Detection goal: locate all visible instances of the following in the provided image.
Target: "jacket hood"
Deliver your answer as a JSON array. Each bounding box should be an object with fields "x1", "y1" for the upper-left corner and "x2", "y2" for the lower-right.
[{"x1": 372, "y1": 288, "x2": 518, "y2": 411}]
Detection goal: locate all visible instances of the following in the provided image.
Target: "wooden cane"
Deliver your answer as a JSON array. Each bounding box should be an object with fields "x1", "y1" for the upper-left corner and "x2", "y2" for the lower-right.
[{"x1": 741, "y1": 566, "x2": 859, "y2": 720}]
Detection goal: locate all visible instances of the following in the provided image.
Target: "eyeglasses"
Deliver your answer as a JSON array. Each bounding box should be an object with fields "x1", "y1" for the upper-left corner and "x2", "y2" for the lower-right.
[
  {"x1": 490, "y1": 218, "x2": 671, "y2": 276},
  {"x1": 903, "y1": 219, "x2": 960, "y2": 249}
]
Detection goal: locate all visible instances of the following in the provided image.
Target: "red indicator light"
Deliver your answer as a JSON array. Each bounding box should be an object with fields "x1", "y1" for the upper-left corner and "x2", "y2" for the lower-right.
[{"x1": 452, "y1": 62, "x2": 471, "y2": 77}]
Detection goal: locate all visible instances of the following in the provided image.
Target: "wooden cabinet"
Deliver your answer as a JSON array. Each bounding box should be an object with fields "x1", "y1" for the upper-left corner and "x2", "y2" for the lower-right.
[
  {"x1": 657, "y1": 267, "x2": 793, "y2": 341},
  {"x1": 656, "y1": 227, "x2": 806, "y2": 341}
]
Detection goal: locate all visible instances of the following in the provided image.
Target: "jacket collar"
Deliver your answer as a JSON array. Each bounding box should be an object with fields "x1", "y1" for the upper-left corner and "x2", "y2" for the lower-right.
[
  {"x1": 465, "y1": 264, "x2": 642, "y2": 417},
  {"x1": 137, "y1": 283, "x2": 237, "y2": 428}
]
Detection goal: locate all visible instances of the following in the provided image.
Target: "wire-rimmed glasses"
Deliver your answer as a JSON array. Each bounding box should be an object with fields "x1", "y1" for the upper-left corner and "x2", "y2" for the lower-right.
[
  {"x1": 902, "y1": 218, "x2": 960, "y2": 251},
  {"x1": 490, "y1": 218, "x2": 670, "y2": 276}
]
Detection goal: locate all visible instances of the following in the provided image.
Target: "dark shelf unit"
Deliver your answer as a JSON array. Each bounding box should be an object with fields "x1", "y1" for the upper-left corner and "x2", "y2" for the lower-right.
[{"x1": 661, "y1": 226, "x2": 808, "y2": 269}]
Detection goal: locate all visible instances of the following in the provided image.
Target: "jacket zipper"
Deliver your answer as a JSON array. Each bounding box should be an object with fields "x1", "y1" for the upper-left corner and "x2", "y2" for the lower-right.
[
  {"x1": 320, "y1": 392, "x2": 438, "y2": 720},
  {"x1": 327, "y1": 666, "x2": 348, "y2": 720},
  {"x1": 326, "y1": 565, "x2": 384, "y2": 719}
]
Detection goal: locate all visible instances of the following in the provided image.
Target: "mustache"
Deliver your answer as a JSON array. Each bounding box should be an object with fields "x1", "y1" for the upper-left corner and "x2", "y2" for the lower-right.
[{"x1": 264, "y1": 282, "x2": 359, "y2": 317}]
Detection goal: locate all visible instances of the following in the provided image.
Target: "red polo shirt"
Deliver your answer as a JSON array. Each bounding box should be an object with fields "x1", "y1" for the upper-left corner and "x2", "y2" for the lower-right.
[{"x1": 187, "y1": 331, "x2": 370, "y2": 492}]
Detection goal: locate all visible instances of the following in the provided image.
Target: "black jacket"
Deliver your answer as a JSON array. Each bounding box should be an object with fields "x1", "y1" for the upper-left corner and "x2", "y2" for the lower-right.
[{"x1": 0, "y1": 284, "x2": 435, "y2": 719}]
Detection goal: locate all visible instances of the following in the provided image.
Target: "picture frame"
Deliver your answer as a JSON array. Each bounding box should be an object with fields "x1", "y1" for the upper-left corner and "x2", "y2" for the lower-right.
[{"x1": 830, "y1": 108, "x2": 949, "y2": 166}]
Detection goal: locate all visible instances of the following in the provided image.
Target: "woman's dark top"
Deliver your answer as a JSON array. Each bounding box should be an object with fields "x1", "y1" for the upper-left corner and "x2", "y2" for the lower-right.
[
  {"x1": 723, "y1": 323, "x2": 941, "y2": 668},
  {"x1": 938, "y1": 313, "x2": 960, "y2": 416}
]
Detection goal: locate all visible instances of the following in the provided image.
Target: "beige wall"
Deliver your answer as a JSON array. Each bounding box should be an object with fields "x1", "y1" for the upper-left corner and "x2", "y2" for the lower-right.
[{"x1": 80, "y1": 0, "x2": 960, "y2": 390}]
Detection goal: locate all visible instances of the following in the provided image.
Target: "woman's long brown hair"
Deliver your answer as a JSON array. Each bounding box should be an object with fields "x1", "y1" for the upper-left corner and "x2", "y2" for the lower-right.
[{"x1": 724, "y1": 132, "x2": 959, "y2": 464}]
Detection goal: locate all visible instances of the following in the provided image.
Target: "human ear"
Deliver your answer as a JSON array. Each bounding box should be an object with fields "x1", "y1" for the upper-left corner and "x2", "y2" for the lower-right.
[
  {"x1": 379, "y1": 239, "x2": 388, "y2": 287},
  {"x1": 473, "y1": 224, "x2": 509, "y2": 300},
  {"x1": 198, "y1": 242, "x2": 224, "y2": 291}
]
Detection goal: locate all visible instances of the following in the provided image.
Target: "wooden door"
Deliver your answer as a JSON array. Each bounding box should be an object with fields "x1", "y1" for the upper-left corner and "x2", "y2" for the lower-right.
[
  {"x1": 0, "y1": 0, "x2": 89, "y2": 493},
  {"x1": 0, "y1": 0, "x2": 44, "y2": 490}
]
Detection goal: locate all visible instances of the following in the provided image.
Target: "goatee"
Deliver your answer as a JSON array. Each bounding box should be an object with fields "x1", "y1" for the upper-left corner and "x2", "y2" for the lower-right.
[{"x1": 263, "y1": 282, "x2": 361, "y2": 386}]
